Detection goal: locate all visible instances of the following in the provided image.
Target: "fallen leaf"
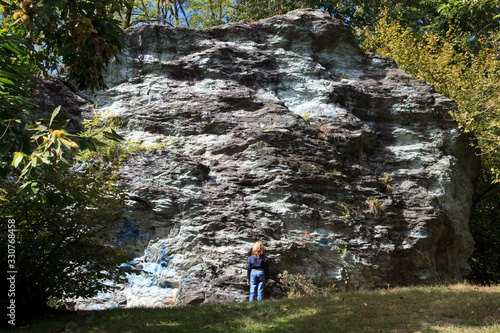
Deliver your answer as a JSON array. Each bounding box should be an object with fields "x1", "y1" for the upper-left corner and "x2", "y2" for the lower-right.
[{"x1": 261, "y1": 312, "x2": 268, "y2": 317}]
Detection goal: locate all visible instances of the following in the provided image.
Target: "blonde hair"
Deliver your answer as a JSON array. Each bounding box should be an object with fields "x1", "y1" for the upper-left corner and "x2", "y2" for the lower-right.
[{"x1": 251, "y1": 241, "x2": 265, "y2": 258}]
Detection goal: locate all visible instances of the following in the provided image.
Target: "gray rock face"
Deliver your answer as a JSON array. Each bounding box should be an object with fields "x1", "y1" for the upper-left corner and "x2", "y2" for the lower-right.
[{"x1": 75, "y1": 9, "x2": 479, "y2": 309}]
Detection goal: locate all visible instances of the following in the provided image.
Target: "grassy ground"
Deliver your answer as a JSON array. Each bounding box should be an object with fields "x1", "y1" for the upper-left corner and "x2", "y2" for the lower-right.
[{"x1": 4, "y1": 283, "x2": 500, "y2": 332}]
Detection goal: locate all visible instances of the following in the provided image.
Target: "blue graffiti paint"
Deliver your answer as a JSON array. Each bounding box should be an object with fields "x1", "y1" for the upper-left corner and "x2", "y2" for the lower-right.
[
  {"x1": 319, "y1": 238, "x2": 329, "y2": 247},
  {"x1": 120, "y1": 262, "x2": 134, "y2": 271},
  {"x1": 115, "y1": 219, "x2": 152, "y2": 248},
  {"x1": 115, "y1": 219, "x2": 139, "y2": 246},
  {"x1": 124, "y1": 243, "x2": 174, "y2": 294},
  {"x1": 81, "y1": 241, "x2": 176, "y2": 310},
  {"x1": 160, "y1": 243, "x2": 168, "y2": 261}
]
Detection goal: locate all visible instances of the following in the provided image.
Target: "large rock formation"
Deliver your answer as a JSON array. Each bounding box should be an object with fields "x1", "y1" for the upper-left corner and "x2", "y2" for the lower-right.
[{"x1": 73, "y1": 9, "x2": 479, "y2": 309}]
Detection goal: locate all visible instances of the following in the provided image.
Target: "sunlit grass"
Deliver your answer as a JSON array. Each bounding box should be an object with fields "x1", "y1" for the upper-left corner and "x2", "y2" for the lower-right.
[{"x1": 8, "y1": 283, "x2": 500, "y2": 332}]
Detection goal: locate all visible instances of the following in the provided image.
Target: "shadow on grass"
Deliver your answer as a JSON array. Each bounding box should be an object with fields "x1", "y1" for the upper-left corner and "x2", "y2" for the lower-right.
[
  {"x1": 8, "y1": 285, "x2": 500, "y2": 333},
  {"x1": 218, "y1": 287, "x2": 500, "y2": 333}
]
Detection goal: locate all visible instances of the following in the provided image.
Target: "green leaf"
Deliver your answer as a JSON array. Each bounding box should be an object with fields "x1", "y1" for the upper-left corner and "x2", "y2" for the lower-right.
[
  {"x1": 18, "y1": 164, "x2": 31, "y2": 180},
  {"x1": 17, "y1": 181, "x2": 32, "y2": 195},
  {"x1": 31, "y1": 155, "x2": 39, "y2": 167},
  {"x1": 55, "y1": 139, "x2": 62, "y2": 157},
  {"x1": 31, "y1": 131, "x2": 50, "y2": 141},
  {"x1": 78, "y1": 138, "x2": 97, "y2": 151},
  {"x1": 27, "y1": 124, "x2": 48, "y2": 131},
  {"x1": 12, "y1": 151, "x2": 24, "y2": 167},
  {"x1": 0, "y1": 144, "x2": 12, "y2": 157},
  {"x1": 103, "y1": 129, "x2": 125, "y2": 142},
  {"x1": 52, "y1": 119, "x2": 71, "y2": 130},
  {"x1": 49, "y1": 106, "x2": 61, "y2": 128},
  {"x1": 0, "y1": 77, "x2": 14, "y2": 85},
  {"x1": 59, "y1": 155, "x2": 71, "y2": 166},
  {"x1": 31, "y1": 181, "x2": 41, "y2": 194}
]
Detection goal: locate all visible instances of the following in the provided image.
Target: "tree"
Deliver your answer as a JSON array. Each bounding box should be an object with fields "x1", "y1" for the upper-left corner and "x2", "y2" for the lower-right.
[
  {"x1": 117, "y1": 0, "x2": 190, "y2": 28},
  {"x1": 234, "y1": 0, "x2": 313, "y2": 22},
  {"x1": 186, "y1": 0, "x2": 236, "y2": 28},
  {"x1": 357, "y1": 10, "x2": 500, "y2": 284},
  {"x1": 1, "y1": 104, "x2": 133, "y2": 314},
  {"x1": 1, "y1": 0, "x2": 131, "y2": 180},
  {"x1": 1, "y1": 0, "x2": 129, "y2": 91},
  {"x1": 357, "y1": 9, "x2": 500, "y2": 180},
  {"x1": 0, "y1": 0, "x2": 134, "y2": 314},
  {"x1": 235, "y1": 0, "x2": 500, "y2": 40},
  {"x1": 1, "y1": 155, "x2": 131, "y2": 313}
]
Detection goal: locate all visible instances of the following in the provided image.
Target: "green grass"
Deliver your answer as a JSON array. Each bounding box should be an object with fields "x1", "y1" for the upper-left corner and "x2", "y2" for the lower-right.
[{"x1": 5, "y1": 284, "x2": 500, "y2": 332}]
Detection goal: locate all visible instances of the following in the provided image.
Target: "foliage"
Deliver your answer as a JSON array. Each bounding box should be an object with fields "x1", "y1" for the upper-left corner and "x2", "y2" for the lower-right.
[
  {"x1": 1, "y1": 0, "x2": 129, "y2": 91},
  {"x1": 0, "y1": 21, "x2": 39, "y2": 179},
  {"x1": 79, "y1": 109, "x2": 176, "y2": 162},
  {"x1": 432, "y1": 0, "x2": 500, "y2": 38},
  {"x1": 0, "y1": 0, "x2": 133, "y2": 317},
  {"x1": 185, "y1": 0, "x2": 236, "y2": 28},
  {"x1": 302, "y1": 111, "x2": 311, "y2": 121},
  {"x1": 0, "y1": 0, "x2": 129, "y2": 187},
  {"x1": 235, "y1": 0, "x2": 500, "y2": 47},
  {"x1": 7, "y1": 106, "x2": 122, "y2": 198},
  {"x1": 1, "y1": 107, "x2": 132, "y2": 313},
  {"x1": 358, "y1": 14, "x2": 500, "y2": 178},
  {"x1": 234, "y1": 0, "x2": 313, "y2": 22},
  {"x1": 79, "y1": 110, "x2": 130, "y2": 162},
  {"x1": 336, "y1": 244, "x2": 357, "y2": 290},
  {"x1": 117, "y1": 0, "x2": 189, "y2": 28},
  {"x1": 338, "y1": 201, "x2": 351, "y2": 217},
  {"x1": 277, "y1": 270, "x2": 319, "y2": 297},
  {"x1": 0, "y1": 159, "x2": 131, "y2": 313},
  {"x1": 234, "y1": 0, "x2": 426, "y2": 30},
  {"x1": 379, "y1": 172, "x2": 392, "y2": 192},
  {"x1": 368, "y1": 197, "x2": 383, "y2": 217},
  {"x1": 467, "y1": 177, "x2": 500, "y2": 285},
  {"x1": 356, "y1": 9, "x2": 500, "y2": 283}
]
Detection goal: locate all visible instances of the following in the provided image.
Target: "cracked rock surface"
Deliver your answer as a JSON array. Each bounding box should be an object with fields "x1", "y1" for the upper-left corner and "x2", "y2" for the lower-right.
[{"x1": 72, "y1": 9, "x2": 479, "y2": 309}]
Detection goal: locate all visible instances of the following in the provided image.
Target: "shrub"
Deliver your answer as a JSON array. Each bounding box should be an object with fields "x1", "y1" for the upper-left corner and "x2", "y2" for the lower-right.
[{"x1": 277, "y1": 270, "x2": 319, "y2": 297}]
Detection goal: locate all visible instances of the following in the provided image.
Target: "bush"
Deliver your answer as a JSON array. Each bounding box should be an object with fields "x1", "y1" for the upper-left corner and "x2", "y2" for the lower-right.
[
  {"x1": 0, "y1": 159, "x2": 132, "y2": 314},
  {"x1": 277, "y1": 270, "x2": 320, "y2": 297},
  {"x1": 0, "y1": 107, "x2": 134, "y2": 315}
]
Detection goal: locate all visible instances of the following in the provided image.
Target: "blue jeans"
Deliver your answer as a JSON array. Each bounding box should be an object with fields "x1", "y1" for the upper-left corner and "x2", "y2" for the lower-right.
[{"x1": 249, "y1": 270, "x2": 265, "y2": 302}]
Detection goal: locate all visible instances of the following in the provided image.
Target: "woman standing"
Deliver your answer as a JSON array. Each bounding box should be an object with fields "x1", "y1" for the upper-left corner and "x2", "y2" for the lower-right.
[{"x1": 246, "y1": 241, "x2": 270, "y2": 302}]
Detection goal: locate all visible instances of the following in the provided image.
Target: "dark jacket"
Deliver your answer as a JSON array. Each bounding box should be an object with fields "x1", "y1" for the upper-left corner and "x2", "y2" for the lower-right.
[{"x1": 247, "y1": 255, "x2": 270, "y2": 280}]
